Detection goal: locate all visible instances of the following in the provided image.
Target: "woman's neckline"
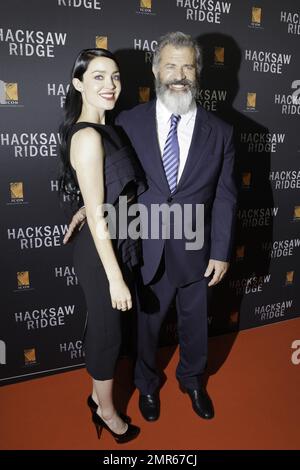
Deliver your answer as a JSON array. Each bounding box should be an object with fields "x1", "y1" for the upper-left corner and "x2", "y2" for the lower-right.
[{"x1": 74, "y1": 121, "x2": 110, "y2": 127}]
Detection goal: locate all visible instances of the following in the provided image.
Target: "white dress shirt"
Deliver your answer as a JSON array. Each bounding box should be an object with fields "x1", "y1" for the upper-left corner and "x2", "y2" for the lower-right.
[{"x1": 156, "y1": 98, "x2": 197, "y2": 183}]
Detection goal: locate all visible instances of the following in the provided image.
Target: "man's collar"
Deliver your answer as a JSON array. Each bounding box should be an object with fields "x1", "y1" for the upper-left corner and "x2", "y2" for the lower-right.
[{"x1": 156, "y1": 97, "x2": 197, "y2": 126}]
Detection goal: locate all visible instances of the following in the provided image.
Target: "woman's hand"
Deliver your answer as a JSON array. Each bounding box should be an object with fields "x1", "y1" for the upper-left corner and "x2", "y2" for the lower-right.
[
  {"x1": 109, "y1": 279, "x2": 132, "y2": 311},
  {"x1": 63, "y1": 207, "x2": 86, "y2": 244}
]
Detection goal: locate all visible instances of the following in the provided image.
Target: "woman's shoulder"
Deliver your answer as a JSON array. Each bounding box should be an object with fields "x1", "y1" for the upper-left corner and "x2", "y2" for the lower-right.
[
  {"x1": 71, "y1": 122, "x2": 122, "y2": 147},
  {"x1": 71, "y1": 123, "x2": 102, "y2": 138},
  {"x1": 70, "y1": 121, "x2": 105, "y2": 137},
  {"x1": 69, "y1": 125, "x2": 103, "y2": 153},
  {"x1": 69, "y1": 125, "x2": 105, "y2": 168}
]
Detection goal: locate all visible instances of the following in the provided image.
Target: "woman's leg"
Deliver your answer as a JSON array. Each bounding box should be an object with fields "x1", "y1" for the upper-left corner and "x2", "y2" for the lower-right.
[
  {"x1": 92, "y1": 378, "x2": 127, "y2": 434},
  {"x1": 73, "y1": 227, "x2": 128, "y2": 434}
]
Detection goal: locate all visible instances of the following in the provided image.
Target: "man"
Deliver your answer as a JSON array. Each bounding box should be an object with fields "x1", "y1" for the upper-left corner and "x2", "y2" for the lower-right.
[{"x1": 65, "y1": 32, "x2": 237, "y2": 421}]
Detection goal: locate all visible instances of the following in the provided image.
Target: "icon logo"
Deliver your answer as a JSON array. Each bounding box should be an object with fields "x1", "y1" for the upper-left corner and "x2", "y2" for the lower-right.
[
  {"x1": 24, "y1": 348, "x2": 37, "y2": 365},
  {"x1": 251, "y1": 7, "x2": 262, "y2": 25},
  {"x1": 139, "y1": 86, "x2": 150, "y2": 102},
  {"x1": 247, "y1": 92, "x2": 257, "y2": 110},
  {"x1": 17, "y1": 271, "x2": 30, "y2": 290},
  {"x1": 236, "y1": 245, "x2": 245, "y2": 260},
  {"x1": 285, "y1": 271, "x2": 294, "y2": 285},
  {"x1": 10, "y1": 182, "x2": 24, "y2": 201},
  {"x1": 95, "y1": 36, "x2": 108, "y2": 49},
  {"x1": 242, "y1": 172, "x2": 252, "y2": 189},
  {"x1": 214, "y1": 46, "x2": 224, "y2": 65},
  {"x1": 0, "y1": 80, "x2": 19, "y2": 105}
]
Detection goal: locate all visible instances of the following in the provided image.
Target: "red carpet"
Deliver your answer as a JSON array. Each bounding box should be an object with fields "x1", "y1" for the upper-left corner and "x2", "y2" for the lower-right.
[{"x1": 1, "y1": 317, "x2": 299, "y2": 450}]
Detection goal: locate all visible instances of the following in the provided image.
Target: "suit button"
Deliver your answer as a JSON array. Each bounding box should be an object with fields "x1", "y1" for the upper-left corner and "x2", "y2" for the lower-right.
[{"x1": 167, "y1": 197, "x2": 173, "y2": 203}]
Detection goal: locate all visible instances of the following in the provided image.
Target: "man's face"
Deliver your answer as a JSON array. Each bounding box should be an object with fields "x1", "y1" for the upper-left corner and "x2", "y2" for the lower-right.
[
  {"x1": 153, "y1": 45, "x2": 198, "y2": 114},
  {"x1": 154, "y1": 45, "x2": 196, "y2": 90}
]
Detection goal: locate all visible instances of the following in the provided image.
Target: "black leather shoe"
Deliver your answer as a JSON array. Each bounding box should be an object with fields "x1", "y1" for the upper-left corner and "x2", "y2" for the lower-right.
[
  {"x1": 183, "y1": 387, "x2": 214, "y2": 419},
  {"x1": 139, "y1": 393, "x2": 160, "y2": 421}
]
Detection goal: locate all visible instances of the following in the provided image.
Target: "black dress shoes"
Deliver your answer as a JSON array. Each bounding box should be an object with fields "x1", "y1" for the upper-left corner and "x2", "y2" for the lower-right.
[
  {"x1": 183, "y1": 387, "x2": 214, "y2": 420},
  {"x1": 139, "y1": 393, "x2": 160, "y2": 421}
]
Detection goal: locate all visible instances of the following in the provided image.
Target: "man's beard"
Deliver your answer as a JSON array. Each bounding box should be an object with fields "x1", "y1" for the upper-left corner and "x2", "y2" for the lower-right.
[{"x1": 155, "y1": 74, "x2": 198, "y2": 115}]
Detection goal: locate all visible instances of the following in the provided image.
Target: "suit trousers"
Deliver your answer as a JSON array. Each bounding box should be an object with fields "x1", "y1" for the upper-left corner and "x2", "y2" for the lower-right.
[{"x1": 134, "y1": 254, "x2": 208, "y2": 394}]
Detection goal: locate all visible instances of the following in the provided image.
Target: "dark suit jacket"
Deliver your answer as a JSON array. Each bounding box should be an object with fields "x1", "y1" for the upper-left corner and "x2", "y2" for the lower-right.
[{"x1": 116, "y1": 100, "x2": 237, "y2": 287}]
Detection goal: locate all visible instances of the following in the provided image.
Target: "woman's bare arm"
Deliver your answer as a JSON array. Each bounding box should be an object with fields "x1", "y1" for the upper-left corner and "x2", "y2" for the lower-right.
[{"x1": 70, "y1": 127, "x2": 131, "y2": 310}]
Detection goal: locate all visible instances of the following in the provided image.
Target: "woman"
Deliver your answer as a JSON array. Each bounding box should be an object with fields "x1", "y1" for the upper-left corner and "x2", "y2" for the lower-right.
[{"x1": 59, "y1": 48, "x2": 145, "y2": 443}]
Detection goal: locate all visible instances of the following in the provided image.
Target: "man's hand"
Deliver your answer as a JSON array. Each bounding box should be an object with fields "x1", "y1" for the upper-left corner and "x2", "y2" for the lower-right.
[
  {"x1": 204, "y1": 259, "x2": 229, "y2": 287},
  {"x1": 63, "y1": 207, "x2": 86, "y2": 244}
]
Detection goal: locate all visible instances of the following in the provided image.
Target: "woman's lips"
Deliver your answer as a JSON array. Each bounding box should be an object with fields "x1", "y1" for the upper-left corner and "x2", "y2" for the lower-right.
[{"x1": 99, "y1": 92, "x2": 115, "y2": 100}]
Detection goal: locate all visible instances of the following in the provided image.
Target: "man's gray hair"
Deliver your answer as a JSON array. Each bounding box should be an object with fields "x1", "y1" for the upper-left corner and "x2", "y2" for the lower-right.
[{"x1": 153, "y1": 31, "x2": 202, "y2": 78}]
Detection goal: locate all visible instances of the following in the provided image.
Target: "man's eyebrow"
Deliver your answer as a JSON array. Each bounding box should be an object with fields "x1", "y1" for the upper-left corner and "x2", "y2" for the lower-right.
[{"x1": 164, "y1": 63, "x2": 195, "y2": 66}]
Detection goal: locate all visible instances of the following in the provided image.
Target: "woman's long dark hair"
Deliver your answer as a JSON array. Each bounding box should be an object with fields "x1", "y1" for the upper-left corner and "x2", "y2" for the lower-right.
[{"x1": 58, "y1": 48, "x2": 119, "y2": 205}]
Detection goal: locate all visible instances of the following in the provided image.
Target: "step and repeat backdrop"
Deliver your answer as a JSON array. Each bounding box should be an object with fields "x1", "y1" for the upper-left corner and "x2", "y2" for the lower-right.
[{"x1": 1, "y1": 0, "x2": 299, "y2": 384}]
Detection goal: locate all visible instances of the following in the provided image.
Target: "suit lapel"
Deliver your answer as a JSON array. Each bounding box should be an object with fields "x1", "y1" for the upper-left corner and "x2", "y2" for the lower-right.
[
  {"x1": 176, "y1": 106, "x2": 212, "y2": 191},
  {"x1": 140, "y1": 102, "x2": 212, "y2": 195}
]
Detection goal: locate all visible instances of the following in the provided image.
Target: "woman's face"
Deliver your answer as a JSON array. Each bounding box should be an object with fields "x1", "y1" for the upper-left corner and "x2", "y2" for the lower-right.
[{"x1": 75, "y1": 56, "x2": 121, "y2": 111}]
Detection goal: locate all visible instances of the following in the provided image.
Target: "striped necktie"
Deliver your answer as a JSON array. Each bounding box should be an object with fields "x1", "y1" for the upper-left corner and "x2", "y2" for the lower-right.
[{"x1": 162, "y1": 113, "x2": 181, "y2": 193}]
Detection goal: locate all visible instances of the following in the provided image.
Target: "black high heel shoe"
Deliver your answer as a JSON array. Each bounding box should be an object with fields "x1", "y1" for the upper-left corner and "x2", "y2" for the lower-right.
[
  {"x1": 92, "y1": 411, "x2": 140, "y2": 444},
  {"x1": 87, "y1": 395, "x2": 131, "y2": 424}
]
